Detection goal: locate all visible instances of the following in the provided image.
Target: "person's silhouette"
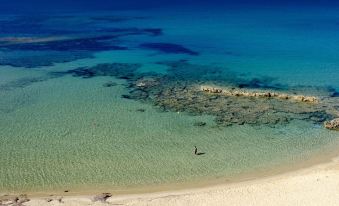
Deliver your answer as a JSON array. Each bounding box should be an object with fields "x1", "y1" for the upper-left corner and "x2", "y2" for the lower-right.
[{"x1": 194, "y1": 146, "x2": 198, "y2": 155}]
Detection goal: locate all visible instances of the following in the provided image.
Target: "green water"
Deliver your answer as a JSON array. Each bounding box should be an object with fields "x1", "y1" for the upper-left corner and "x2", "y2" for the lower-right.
[{"x1": 0, "y1": 67, "x2": 338, "y2": 192}]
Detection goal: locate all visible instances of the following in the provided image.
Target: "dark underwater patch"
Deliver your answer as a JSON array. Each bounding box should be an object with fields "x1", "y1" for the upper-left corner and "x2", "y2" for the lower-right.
[
  {"x1": 156, "y1": 60, "x2": 286, "y2": 91},
  {"x1": 0, "y1": 14, "x2": 165, "y2": 68},
  {"x1": 53, "y1": 63, "x2": 142, "y2": 79},
  {"x1": 102, "y1": 60, "x2": 337, "y2": 128},
  {"x1": 1, "y1": 60, "x2": 336, "y2": 127},
  {"x1": 0, "y1": 16, "x2": 47, "y2": 35},
  {"x1": 2, "y1": 35, "x2": 127, "y2": 52},
  {"x1": 0, "y1": 75, "x2": 58, "y2": 91},
  {"x1": 97, "y1": 28, "x2": 163, "y2": 36},
  {"x1": 0, "y1": 27, "x2": 164, "y2": 68},
  {"x1": 237, "y1": 77, "x2": 287, "y2": 90},
  {"x1": 90, "y1": 16, "x2": 148, "y2": 23},
  {"x1": 0, "y1": 51, "x2": 93, "y2": 68},
  {"x1": 0, "y1": 63, "x2": 142, "y2": 92},
  {"x1": 0, "y1": 15, "x2": 150, "y2": 36},
  {"x1": 139, "y1": 43, "x2": 199, "y2": 56},
  {"x1": 326, "y1": 86, "x2": 339, "y2": 97},
  {"x1": 332, "y1": 92, "x2": 339, "y2": 97}
]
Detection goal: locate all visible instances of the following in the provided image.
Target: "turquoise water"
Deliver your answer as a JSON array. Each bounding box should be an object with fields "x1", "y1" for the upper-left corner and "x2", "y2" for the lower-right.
[{"x1": 0, "y1": 7, "x2": 339, "y2": 193}]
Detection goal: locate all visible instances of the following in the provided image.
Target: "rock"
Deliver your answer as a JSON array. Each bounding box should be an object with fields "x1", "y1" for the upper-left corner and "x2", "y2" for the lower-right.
[
  {"x1": 324, "y1": 118, "x2": 339, "y2": 131},
  {"x1": 103, "y1": 81, "x2": 118, "y2": 87},
  {"x1": 201, "y1": 86, "x2": 222, "y2": 93},
  {"x1": 303, "y1": 96, "x2": 318, "y2": 103},
  {"x1": 135, "y1": 77, "x2": 159, "y2": 88},
  {"x1": 121, "y1": 94, "x2": 131, "y2": 99},
  {"x1": 193, "y1": 121, "x2": 207, "y2": 127},
  {"x1": 200, "y1": 85, "x2": 318, "y2": 103}
]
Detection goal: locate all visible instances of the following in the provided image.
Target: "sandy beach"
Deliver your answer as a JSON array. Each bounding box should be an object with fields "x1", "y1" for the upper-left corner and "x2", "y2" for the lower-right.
[{"x1": 1, "y1": 156, "x2": 336, "y2": 206}]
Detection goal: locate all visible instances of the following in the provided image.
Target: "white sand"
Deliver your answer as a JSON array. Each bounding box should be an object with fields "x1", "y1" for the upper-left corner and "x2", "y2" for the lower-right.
[{"x1": 9, "y1": 157, "x2": 339, "y2": 206}]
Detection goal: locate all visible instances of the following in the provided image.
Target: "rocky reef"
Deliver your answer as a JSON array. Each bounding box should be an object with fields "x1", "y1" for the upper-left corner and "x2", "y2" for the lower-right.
[
  {"x1": 24, "y1": 61, "x2": 337, "y2": 129},
  {"x1": 121, "y1": 61, "x2": 338, "y2": 128},
  {"x1": 129, "y1": 81, "x2": 332, "y2": 126}
]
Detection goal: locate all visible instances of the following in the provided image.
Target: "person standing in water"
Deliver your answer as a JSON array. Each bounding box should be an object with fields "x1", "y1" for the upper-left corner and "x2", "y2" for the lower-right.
[{"x1": 194, "y1": 146, "x2": 198, "y2": 155}]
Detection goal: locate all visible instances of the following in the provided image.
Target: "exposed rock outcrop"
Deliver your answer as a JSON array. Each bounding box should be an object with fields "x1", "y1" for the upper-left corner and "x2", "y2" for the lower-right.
[
  {"x1": 136, "y1": 77, "x2": 159, "y2": 88},
  {"x1": 324, "y1": 118, "x2": 339, "y2": 131},
  {"x1": 201, "y1": 85, "x2": 318, "y2": 103}
]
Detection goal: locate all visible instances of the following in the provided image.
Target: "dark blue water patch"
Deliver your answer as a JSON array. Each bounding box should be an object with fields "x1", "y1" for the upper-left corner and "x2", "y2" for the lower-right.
[
  {"x1": 156, "y1": 60, "x2": 287, "y2": 91},
  {"x1": 156, "y1": 60, "x2": 225, "y2": 81},
  {"x1": 0, "y1": 15, "x2": 85, "y2": 36},
  {"x1": 0, "y1": 16, "x2": 47, "y2": 35},
  {"x1": 327, "y1": 86, "x2": 339, "y2": 97},
  {"x1": 0, "y1": 28, "x2": 163, "y2": 68},
  {"x1": 139, "y1": 43, "x2": 199, "y2": 56},
  {"x1": 0, "y1": 75, "x2": 59, "y2": 91},
  {"x1": 0, "y1": 23, "x2": 165, "y2": 67},
  {"x1": 0, "y1": 51, "x2": 93, "y2": 68},
  {"x1": 141, "y1": 29, "x2": 163, "y2": 36},
  {"x1": 157, "y1": 60, "x2": 333, "y2": 93},
  {"x1": 0, "y1": 13, "x2": 167, "y2": 68},
  {"x1": 52, "y1": 63, "x2": 142, "y2": 79},
  {"x1": 237, "y1": 77, "x2": 287, "y2": 90},
  {"x1": 331, "y1": 91, "x2": 339, "y2": 97},
  {"x1": 90, "y1": 15, "x2": 148, "y2": 23},
  {"x1": 1, "y1": 35, "x2": 127, "y2": 51},
  {"x1": 97, "y1": 28, "x2": 163, "y2": 37},
  {"x1": 0, "y1": 15, "x2": 151, "y2": 36},
  {"x1": 1, "y1": 63, "x2": 143, "y2": 91}
]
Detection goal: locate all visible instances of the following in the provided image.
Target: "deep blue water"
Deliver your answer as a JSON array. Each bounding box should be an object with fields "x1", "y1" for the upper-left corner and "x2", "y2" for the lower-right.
[{"x1": 1, "y1": 0, "x2": 339, "y2": 13}]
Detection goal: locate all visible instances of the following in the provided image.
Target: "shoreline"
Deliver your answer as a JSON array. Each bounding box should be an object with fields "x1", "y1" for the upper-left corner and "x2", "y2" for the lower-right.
[
  {"x1": 2, "y1": 141, "x2": 339, "y2": 205},
  {"x1": 5, "y1": 153, "x2": 339, "y2": 205}
]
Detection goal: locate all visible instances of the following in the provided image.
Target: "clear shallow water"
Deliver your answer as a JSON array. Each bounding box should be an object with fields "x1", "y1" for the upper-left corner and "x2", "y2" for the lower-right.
[{"x1": 0, "y1": 6, "x2": 339, "y2": 193}]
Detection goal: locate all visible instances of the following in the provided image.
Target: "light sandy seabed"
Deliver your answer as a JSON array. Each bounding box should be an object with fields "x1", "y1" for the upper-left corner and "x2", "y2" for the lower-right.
[{"x1": 16, "y1": 156, "x2": 339, "y2": 206}]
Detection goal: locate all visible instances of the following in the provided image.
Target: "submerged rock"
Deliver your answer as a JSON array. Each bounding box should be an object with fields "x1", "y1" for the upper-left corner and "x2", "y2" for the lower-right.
[
  {"x1": 46, "y1": 60, "x2": 337, "y2": 129},
  {"x1": 193, "y1": 121, "x2": 207, "y2": 127},
  {"x1": 136, "y1": 108, "x2": 146, "y2": 112},
  {"x1": 103, "y1": 81, "x2": 118, "y2": 87},
  {"x1": 135, "y1": 77, "x2": 159, "y2": 88},
  {"x1": 324, "y1": 118, "x2": 339, "y2": 131}
]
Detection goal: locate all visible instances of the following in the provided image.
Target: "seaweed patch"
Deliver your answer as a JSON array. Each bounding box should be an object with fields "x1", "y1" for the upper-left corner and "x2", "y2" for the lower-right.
[{"x1": 53, "y1": 63, "x2": 142, "y2": 79}]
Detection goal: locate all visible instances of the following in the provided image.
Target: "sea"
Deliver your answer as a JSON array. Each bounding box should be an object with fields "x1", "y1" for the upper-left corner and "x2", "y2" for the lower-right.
[{"x1": 0, "y1": 0, "x2": 338, "y2": 194}]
